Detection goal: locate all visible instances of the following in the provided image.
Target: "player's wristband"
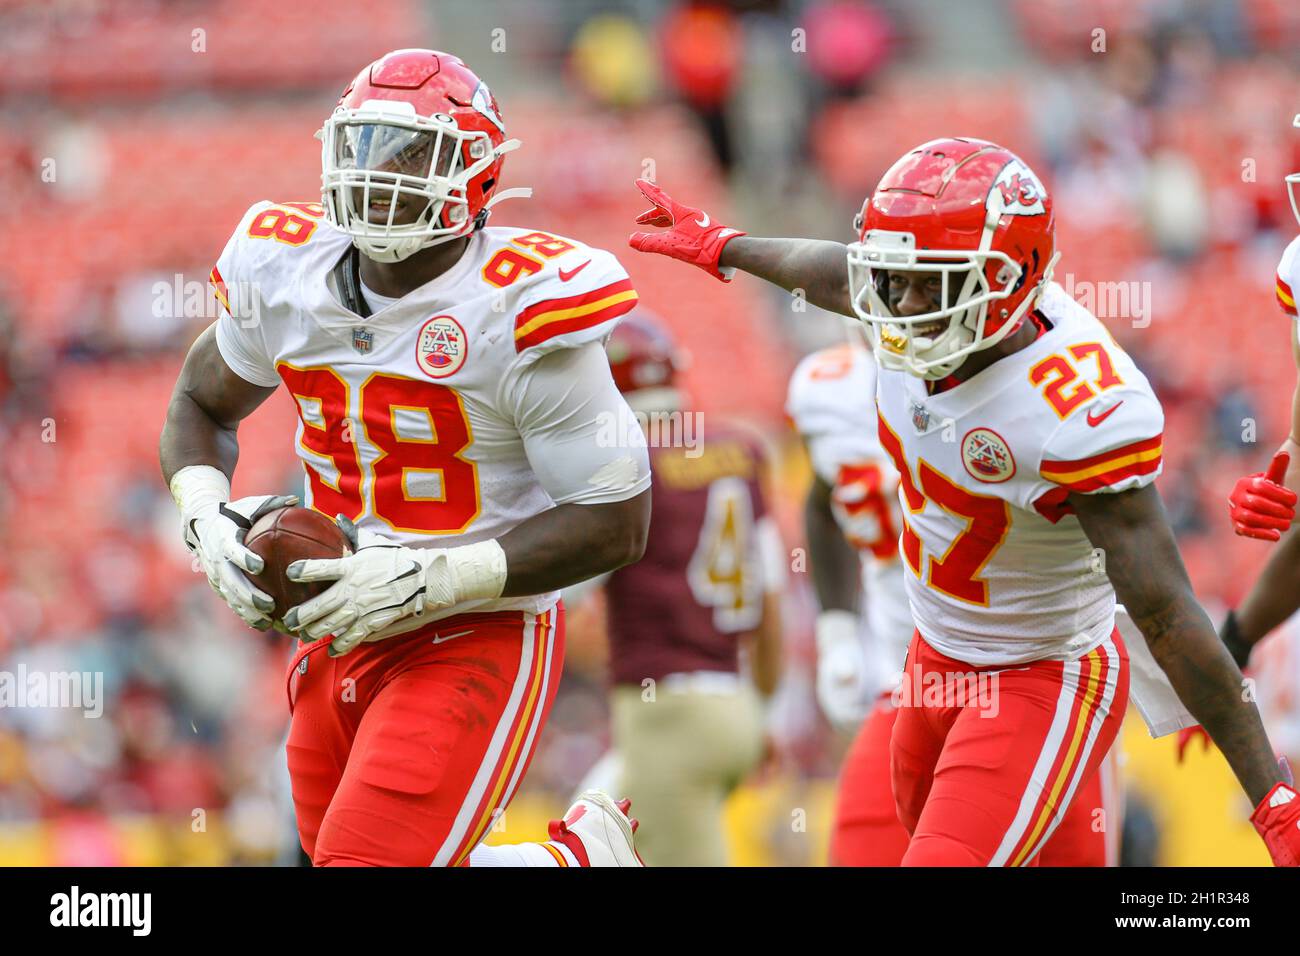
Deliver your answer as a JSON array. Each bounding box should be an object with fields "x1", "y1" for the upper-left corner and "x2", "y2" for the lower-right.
[
  {"x1": 713, "y1": 230, "x2": 746, "y2": 282},
  {"x1": 1219, "y1": 609, "x2": 1253, "y2": 670},
  {"x1": 169, "y1": 464, "x2": 230, "y2": 511},
  {"x1": 437, "y1": 539, "x2": 509, "y2": 604},
  {"x1": 169, "y1": 465, "x2": 231, "y2": 542}
]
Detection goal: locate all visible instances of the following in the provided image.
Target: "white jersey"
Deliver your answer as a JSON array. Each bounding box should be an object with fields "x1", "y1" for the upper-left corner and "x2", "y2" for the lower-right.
[
  {"x1": 1252, "y1": 613, "x2": 1300, "y2": 758},
  {"x1": 210, "y1": 200, "x2": 649, "y2": 622},
  {"x1": 875, "y1": 282, "x2": 1164, "y2": 666},
  {"x1": 1276, "y1": 234, "x2": 1300, "y2": 319},
  {"x1": 786, "y1": 343, "x2": 913, "y2": 692}
]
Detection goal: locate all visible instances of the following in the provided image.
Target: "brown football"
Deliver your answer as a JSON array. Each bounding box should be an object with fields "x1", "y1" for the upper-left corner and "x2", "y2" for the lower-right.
[{"x1": 243, "y1": 507, "x2": 352, "y2": 622}]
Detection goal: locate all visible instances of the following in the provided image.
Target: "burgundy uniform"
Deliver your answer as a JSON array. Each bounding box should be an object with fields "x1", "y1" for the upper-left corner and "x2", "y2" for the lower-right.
[{"x1": 605, "y1": 430, "x2": 769, "y2": 685}]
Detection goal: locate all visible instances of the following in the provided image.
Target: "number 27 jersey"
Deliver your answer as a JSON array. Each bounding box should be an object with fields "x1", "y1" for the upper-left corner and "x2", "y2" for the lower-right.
[{"x1": 874, "y1": 282, "x2": 1164, "y2": 666}]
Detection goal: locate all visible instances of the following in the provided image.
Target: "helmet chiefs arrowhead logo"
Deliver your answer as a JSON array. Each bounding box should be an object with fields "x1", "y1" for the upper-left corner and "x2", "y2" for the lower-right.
[
  {"x1": 990, "y1": 160, "x2": 1047, "y2": 216},
  {"x1": 470, "y1": 81, "x2": 506, "y2": 133}
]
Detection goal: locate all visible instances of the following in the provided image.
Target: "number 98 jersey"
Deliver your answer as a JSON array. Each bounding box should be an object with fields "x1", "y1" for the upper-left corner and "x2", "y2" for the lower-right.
[
  {"x1": 209, "y1": 200, "x2": 648, "y2": 622},
  {"x1": 874, "y1": 282, "x2": 1164, "y2": 667}
]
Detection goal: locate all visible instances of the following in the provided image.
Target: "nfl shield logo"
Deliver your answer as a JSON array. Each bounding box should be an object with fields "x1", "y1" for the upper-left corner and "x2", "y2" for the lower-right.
[
  {"x1": 910, "y1": 400, "x2": 931, "y2": 433},
  {"x1": 352, "y1": 328, "x2": 373, "y2": 354}
]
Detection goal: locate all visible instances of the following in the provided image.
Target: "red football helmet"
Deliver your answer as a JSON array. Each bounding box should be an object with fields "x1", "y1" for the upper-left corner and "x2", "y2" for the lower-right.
[
  {"x1": 846, "y1": 137, "x2": 1058, "y2": 379},
  {"x1": 319, "y1": 49, "x2": 529, "y2": 262},
  {"x1": 605, "y1": 309, "x2": 684, "y2": 410}
]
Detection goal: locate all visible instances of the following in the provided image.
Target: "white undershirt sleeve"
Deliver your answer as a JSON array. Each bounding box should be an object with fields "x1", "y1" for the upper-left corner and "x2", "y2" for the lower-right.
[
  {"x1": 507, "y1": 342, "x2": 652, "y2": 506},
  {"x1": 215, "y1": 314, "x2": 280, "y2": 387}
]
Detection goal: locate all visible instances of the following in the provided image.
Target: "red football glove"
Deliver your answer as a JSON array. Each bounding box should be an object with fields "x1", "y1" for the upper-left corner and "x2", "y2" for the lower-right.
[
  {"x1": 628, "y1": 179, "x2": 746, "y2": 281},
  {"x1": 1175, "y1": 725, "x2": 1212, "y2": 763},
  {"x1": 1228, "y1": 451, "x2": 1296, "y2": 541},
  {"x1": 1252, "y1": 780, "x2": 1300, "y2": 866}
]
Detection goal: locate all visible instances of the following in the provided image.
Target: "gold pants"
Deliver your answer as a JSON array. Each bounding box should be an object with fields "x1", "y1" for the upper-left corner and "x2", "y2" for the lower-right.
[{"x1": 611, "y1": 678, "x2": 764, "y2": 867}]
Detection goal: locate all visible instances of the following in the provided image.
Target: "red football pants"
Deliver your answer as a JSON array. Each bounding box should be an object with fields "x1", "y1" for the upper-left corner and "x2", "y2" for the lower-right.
[
  {"x1": 890, "y1": 628, "x2": 1129, "y2": 866},
  {"x1": 1036, "y1": 744, "x2": 1122, "y2": 867},
  {"x1": 284, "y1": 605, "x2": 564, "y2": 867},
  {"x1": 830, "y1": 693, "x2": 1119, "y2": 866},
  {"x1": 829, "y1": 695, "x2": 912, "y2": 866}
]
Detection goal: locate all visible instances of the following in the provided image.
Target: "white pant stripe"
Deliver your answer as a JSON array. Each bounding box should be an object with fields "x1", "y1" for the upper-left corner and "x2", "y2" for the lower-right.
[
  {"x1": 500, "y1": 618, "x2": 557, "y2": 811},
  {"x1": 1016, "y1": 635, "x2": 1121, "y2": 866},
  {"x1": 988, "y1": 656, "x2": 1083, "y2": 867},
  {"x1": 430, "y1": 613, "x2": 540, "y2": 867}
]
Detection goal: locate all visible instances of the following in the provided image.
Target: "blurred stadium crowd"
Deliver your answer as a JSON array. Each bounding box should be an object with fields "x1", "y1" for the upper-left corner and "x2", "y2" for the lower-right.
[{"x1": 0, "y1": 0, "x2": 1298, "y2": 864}]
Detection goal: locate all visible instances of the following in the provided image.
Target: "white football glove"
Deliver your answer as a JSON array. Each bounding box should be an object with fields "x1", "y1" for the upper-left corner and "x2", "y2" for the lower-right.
[
  {"x1": 283, "y1": 516, "x2": 508, "y2": 657},
  {"x1": 815, "y1": 609, "x2": 872, "y2": 732},
  {"x1": 170, "y1": 464, "x2": 298, "y2": 630}
]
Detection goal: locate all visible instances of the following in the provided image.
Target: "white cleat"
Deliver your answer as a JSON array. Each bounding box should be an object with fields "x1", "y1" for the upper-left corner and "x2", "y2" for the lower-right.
[{"x1": 548, "y1": 789, "x2": 644, "y2": 867}]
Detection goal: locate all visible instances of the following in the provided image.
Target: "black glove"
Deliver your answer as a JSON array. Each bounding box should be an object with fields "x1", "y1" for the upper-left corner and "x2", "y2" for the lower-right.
[{"x1": 1219, "y1": 609, "x2": 1253, "y2": 670}]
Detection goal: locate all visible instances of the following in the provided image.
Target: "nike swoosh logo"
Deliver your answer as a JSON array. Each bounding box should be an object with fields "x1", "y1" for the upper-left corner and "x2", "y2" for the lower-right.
[
  {"x1": 695, "y1": 212, "x2": 710, "y2": 228},
  {"x1": 558, "y1": 260, "x2": 591, "y2": 282},
  {"x1": 1086, "y1": 400, "x2": 1124, "y2": 427},
  {"x1": 431, "y1": 629, "x2": 474, "y2": 645}
]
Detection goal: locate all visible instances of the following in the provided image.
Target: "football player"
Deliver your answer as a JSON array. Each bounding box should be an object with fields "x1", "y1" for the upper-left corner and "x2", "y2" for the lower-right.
[
  {"x1": 160, "y1": 50, "x2": 650, "y2": 867},
  {"x1": 569, "y1": 310, "x2": 783, "y2": 866},
  {"x1": 787, "y1": 335, "x2": 913, "y2": 866},
  {"x1": 1220, "y1": 124, "x2": 1300, "y2": 670},
  {"x1": 627, "y1": 137, "x2": 1300, "y2": 866},
  {"x1": 788, "y1": 333, "x2": 1121, "y2": 866}
]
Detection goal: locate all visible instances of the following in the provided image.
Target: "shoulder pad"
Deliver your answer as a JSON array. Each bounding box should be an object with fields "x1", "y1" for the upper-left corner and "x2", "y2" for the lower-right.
[
  {"x1": 501, "y1": 235, "x2": 637, "y2": 356},
  {"x1": 786, "y1": 345, "x2": 876, "y2": 436},
  {"x1": 1038, "y1": 377, "x2": 1164, "y2": 493},
  {"x1": 211, "y1": 201, "x2": 328, "y2": 316}
]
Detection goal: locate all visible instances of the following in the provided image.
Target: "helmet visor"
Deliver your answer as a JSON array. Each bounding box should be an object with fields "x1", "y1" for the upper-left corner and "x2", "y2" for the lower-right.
[
  {"x1": 320, "y1": 106, "x2": 507, "y2": 261},
  {"x1": 332, "y1": 122, "x2": 468, "y2": 228},
  {"x1": 334, "y1": 122, "x2": 460, "y2": 179}
]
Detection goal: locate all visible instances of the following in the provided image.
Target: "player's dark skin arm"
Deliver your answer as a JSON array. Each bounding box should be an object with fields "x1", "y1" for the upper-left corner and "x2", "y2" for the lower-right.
[
  {"x1": 1233, "y1": 529, "x2": 1300, "y2": 652},
  {"x1": 718, "y1": 237, "x2": 1042, "y2": 383},
  {"x1": 1071, "y1": 484, "x2": 1282, "y2": 804},
  {"x1": 160, "y1": 324, "x2": 276, "y2": 484},
  {"x1": 720, "y1": 237, "x2": 855, "y2": 317},
  {"x1": 1230, "y1": 326, "x2": 1300, "y2": 655},
  {"x1": 805, "y1": 473, "x2": 859, "y2": 613},
  {"x1": 497, "y1": 489, "x2": 651, "y2": 597}
]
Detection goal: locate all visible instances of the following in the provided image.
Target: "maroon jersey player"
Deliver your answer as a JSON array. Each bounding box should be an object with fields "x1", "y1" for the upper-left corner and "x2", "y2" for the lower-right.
[{"x1": 573, "y1": 310, "x2": 783, "y2": 866}]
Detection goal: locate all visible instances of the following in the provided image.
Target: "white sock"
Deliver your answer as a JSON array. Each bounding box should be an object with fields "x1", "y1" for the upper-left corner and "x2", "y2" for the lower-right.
[{"x1": 467, "y1": 841, "x2": 578, "y2": 867}]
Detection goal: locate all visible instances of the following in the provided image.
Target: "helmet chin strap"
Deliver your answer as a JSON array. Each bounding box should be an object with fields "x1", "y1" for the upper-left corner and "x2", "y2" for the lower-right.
[
  {"x1": 907, "y1": 325, "x2": 976, "y2": 380},
  {"x1": 484, "y1": 186, "x2": 533, "y2": 210},
  {"x1": 353, "y1": 234, "x2": 427, "y2": 263},
  {"x1": 481, "y1": 139, "x2": 531, "y2": 212},
  {"x1": 354, "y1": 187, "x2": 535, "y2": 263}
]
